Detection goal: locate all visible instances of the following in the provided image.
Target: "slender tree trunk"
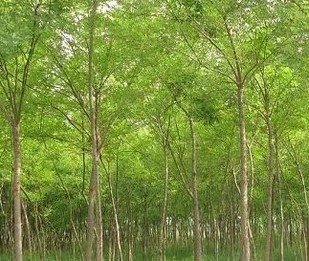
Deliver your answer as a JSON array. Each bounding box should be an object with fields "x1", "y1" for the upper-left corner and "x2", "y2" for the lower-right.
[
  {"x1": 159, "y1": 140, "x2": 169, "y2": 261},
  {"x1": 85, "y1": 0, "x2": 102, "y2": 260},
  {"x1": 305, "y1": 230, "x2": 308, "y2": 261},
  {"x1": 224, "y1": 18, "x2": 250, "y2": 260},
  {"x1": 22, "y1": 202, "x2": 32, "y2": 257},
  {"x1": 237, "y1": 83, "x2": 250, "y2": 261},
  {"x1": 306, "y1": 218, "x2": 309, "y2": 261},
  {"x1": 189, "y1": 118, "x2": 202, "y2": 261},
  {"x1": 229, "y1": 196, "x2": 235, "y2": 260},
  {"x1": 34, "y1": 204, "x2": 42, "y2": 256},
  {"x1": 265, "y1": 121, "x2": 276, "y2": 261},
  {"x1": 108, "y1": 221, "x2": 114, "y2": 261},
  {"x1": 173, "y1": 101, "x2": 202, "y2": 260},
  {"x1": 292, "y1": 149, "x2": 309, "y2": 260},
  {"x1": 278, "y1": 170, "x2": 284, "y2": 261},
  {"x1": 142, "y1": 199, "x2": 149, "y2": 259},
  {"x1": 95, "y1": 189, "x2": 103, "y2": 261},
  {"x1": 127, "y1": 208, "x2": 134, "y2": 261},
  {"x1": 247, "y1": 142, "x2": 256, "y2": 259},
  {"x1": 274, "y1": 130, "x2": 284, "y2": 261},
  {"x1": 107, "y1": 169, "x2": 123, "y2": 261},
  {"x1": 12, "y1": 120, "x2": 23, "y2": 261},
  {"x1": 4, "y1": 10, "x2": 41, "y2": 260},
  {"x1": 214, "y1": 218, "x2": 219, "y2": 261},
  {"x1": 85, "y1": 149, "x2": 101, "y2": 261}
]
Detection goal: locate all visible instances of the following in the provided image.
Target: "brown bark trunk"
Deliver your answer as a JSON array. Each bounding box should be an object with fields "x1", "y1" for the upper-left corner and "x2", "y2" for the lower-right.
[
  {"x1": 274, "y1": 131, "x2": 284, "y2": 261},
  {"x1": 247, "y1": 142, "x2": 256, "y2": 259},
  {"x1": 95, "y1": 189, "x2": 103, "y2": 261},
  {"x1": 159, "y1": 134, "x2": 169, "y2": 261},
  {"x1": 265, "y1": 121, "x2": 276, "y2": 261},
  {"x1": 85, "y1": 0, "x2": 102, "y2": 260},
  {"x1": 278, "y1": 170, "x2": 284, "y2": 261},
  {"x1": 22, "y1": 202, "x2": 32, "y2": 256},
  {"x1": 306, "y1": 218, "x2": 309, "y2": 261},
  {"x1": 34, "y1": 204, "x2": 42, "y2": 256},
  {"x1": 12, "y1": 121, "x2": 23, "y2": 261},
  {"x1": 302, "y1": 221, "x2": 308, "y2": 261},
  {"x1": 107, "y1": 167, "x2": 123, "y2": 261},
  {"x1": 229, "y1": 198, "x2": 235, "y2": 260},
  {"x1": 142, "y1": 208, "x2": 148, "y2": 259},
  {"x1": 189, "y1": 118, "x2": 202, "y2": 261},
  {"x1": 224, "y1": 19, "x2": 250, "y2": 260},
  {"x1": 288, "y1": 140, "x2": 309, "y2": 259},
  {"x1": 173, "y1": 102, "x2": 202, "y2": 260},
  {"x1": 237, "y1": 83, "x2": 250, "y2": 261},
  {"x1": 127, "y1": 209, "x2": 134, "y2": 261},
  {"x1": 85, "y1": 152, "x2": 101, "y2": 261}
]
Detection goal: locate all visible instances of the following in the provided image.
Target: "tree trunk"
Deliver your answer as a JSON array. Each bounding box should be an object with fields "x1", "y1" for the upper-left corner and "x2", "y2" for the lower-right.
[
  {"x1": 34, "y1": 204, "x2": 42, "y2": 257},
  {"x1": 287, "y1": 139, "x2": 309, "y2": 260},
  {"x1": 85, "y1": 0, "x2": 102, "y2": 260},
  {"x1": 237, "y1": 83, "x2": 250, "y2": 261},
  {"x1": 189, "y1": 118, "x2": 202, "y2": 261},
  {"x1": 265, "y1": 121, "x2": 276, "y2": 261},
  {"x1": 85, "y1": 147, "x2": 101, "y2": 261},
  {"x1": 12, "y1": 120, "x2": 23, "y2": 261},
  {"x1": 247, "y1": 142, "x2": 256, "y2": 260},
  {"x1": 159, "y1": 136, "x2": 169, "y2": 261},
  {"x1": 275, "y1": 130, "x2": 284, "y2": 261},
  {"x1": 224, "y1": 18, "x2": 250, "y2": 260},
  {"x1": 22, "y1": 202, "x2": 32, "y2": 257},
  {"x1": 127, "y1": 207, "x2": 134, "y2": 261},
  {"x1": 95, "y1": 190, "x2": 103, "y2": 261},
  {"x1": 278, "y1": 169, "x2": 284, "y2": 261},
  {"x1": 107, "y1": 165, "x2": 123, "y2": 261}
]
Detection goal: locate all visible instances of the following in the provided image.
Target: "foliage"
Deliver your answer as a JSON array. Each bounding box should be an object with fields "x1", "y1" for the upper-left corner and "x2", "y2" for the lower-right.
[{"x1": 0, "y1": 0, "x2": 308, "y2": 259}]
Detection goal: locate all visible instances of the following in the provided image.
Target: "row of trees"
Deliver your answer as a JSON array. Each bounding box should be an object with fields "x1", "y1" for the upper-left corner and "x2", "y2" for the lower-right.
[{"x1": 0, "y1": 0, "x2": 308, "y2": 260}]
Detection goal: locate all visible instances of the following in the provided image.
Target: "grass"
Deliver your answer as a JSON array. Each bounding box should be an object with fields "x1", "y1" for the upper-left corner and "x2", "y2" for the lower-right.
[{"x1": 0, "y1": 243, "x2": 303, "y2": 260}]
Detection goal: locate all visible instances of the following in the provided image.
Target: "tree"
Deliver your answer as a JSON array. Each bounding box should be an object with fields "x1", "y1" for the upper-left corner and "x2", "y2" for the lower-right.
[{"x1": 0, "y1": 1, "x2": 44, "y2": 259}]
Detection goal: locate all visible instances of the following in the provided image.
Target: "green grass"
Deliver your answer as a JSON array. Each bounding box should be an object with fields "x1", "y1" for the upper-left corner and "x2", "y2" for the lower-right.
[{"x1": 0, "y1": 244, "x2": 303, "y2": 260}]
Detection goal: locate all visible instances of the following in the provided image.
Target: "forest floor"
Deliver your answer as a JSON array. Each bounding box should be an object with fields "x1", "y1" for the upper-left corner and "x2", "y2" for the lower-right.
[{"x1": 0, "y1": 245, "x2": 302, "y2": 261}]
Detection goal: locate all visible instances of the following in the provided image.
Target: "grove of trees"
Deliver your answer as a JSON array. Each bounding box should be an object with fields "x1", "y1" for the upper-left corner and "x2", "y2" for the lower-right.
[{"x1": 0, "y1": 0, "x2": 308, "y2": 260}]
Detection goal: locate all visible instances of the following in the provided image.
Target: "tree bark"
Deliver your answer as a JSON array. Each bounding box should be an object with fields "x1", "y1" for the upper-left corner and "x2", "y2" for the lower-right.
[
  {"x1": 278, "y1": 165, "x2": 284, "y2": 261},
  {"x1": 159, "y1": 138, "x2": 169, "y2": 261},
  {"x1": 237, "y1": 83, "x2": 250, "y2": 261},
  {"x1": 172, "y1": 99, "x2": 202, "y2": 260},
  {"x1": 265, "y1": 119, "x2": 276, "y2": 261},
  {"x1": 22, "y1": 202, "x2": 32, "y2": 257},
  {"x1": 85, "y1": 0, "x2": 102, "y2": 260},
  {"x1": 224, "y1": 18, "x2": 250, "y2": 260},
  {"x1": 274, "y1": 130, "x2": 284, "y2": 261},
  {"x1": 12, "y1": 120, "x2": 23, "y2": 261},
  {"x1": 85, "y1": 126, "x2": 101, "y2": 261},
  {"x1": 288, "y1": 141, "x2": 309, "y2": 261},
  {"x1": 106, "y1": 161, "x2": 123, "y2": 261},
  {"x1": 189, "y1": 117, "x2": 202, "y2": 261}
]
